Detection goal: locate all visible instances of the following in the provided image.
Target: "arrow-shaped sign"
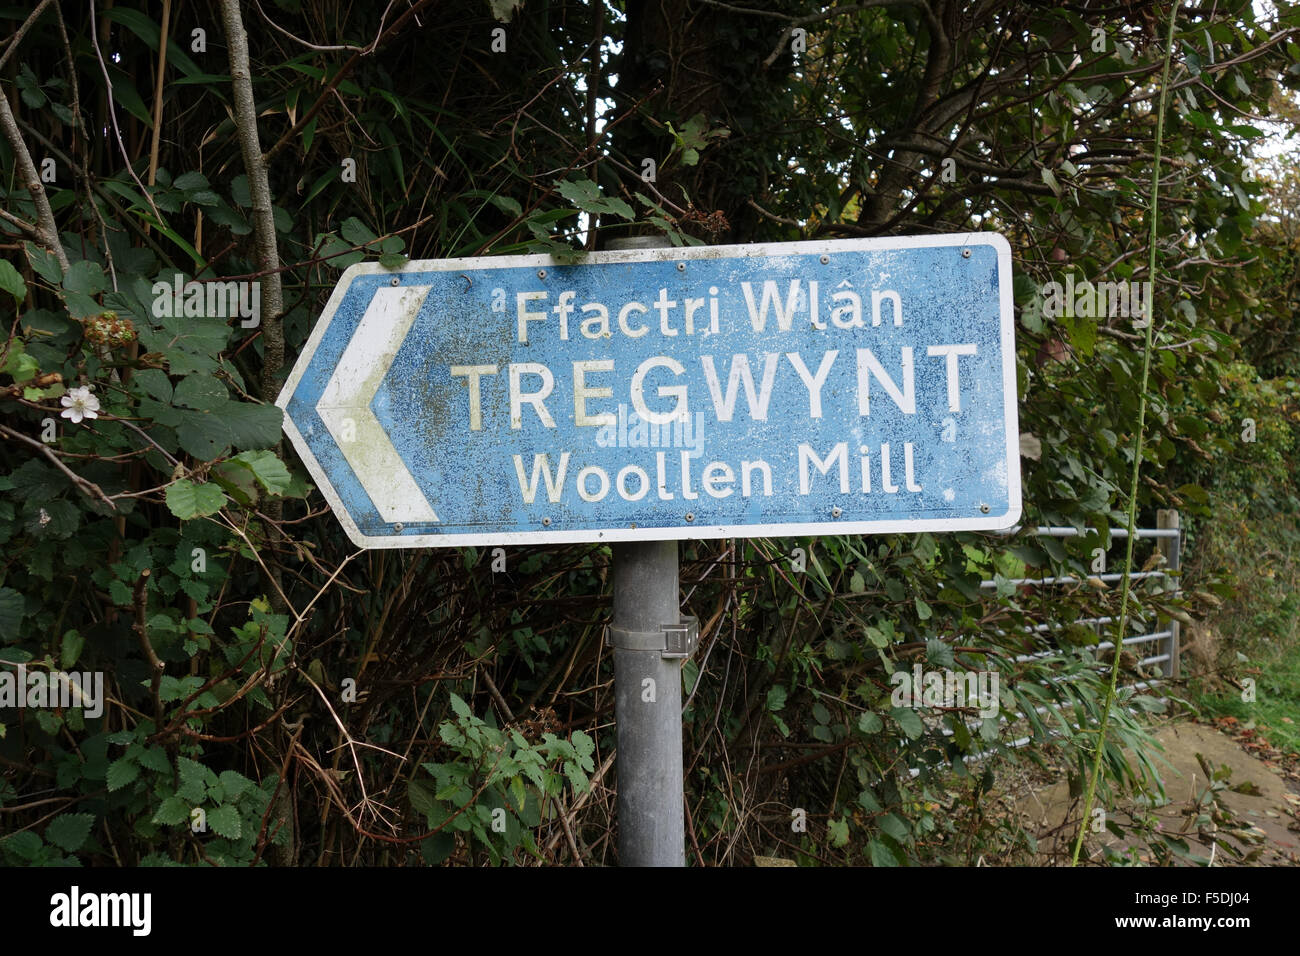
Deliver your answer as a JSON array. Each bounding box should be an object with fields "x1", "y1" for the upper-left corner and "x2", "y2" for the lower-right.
[
  {"x1": 279, "y1": 234, "x2": 1019, "y2": 549},
  {"x1": 315, "y1": 284, "x2": 439, "y2": 524}
]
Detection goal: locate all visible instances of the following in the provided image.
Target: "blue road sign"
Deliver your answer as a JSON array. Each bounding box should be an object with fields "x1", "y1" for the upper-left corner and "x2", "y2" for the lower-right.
[{"x1": 277, "y1": 234, "x2": 1020, "y2": 548}]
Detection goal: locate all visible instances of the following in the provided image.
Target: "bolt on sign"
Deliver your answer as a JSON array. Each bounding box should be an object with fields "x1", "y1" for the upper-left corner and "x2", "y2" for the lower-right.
[{"x1": 277, "y1": 234, "x2": 1020, "y2": 548}]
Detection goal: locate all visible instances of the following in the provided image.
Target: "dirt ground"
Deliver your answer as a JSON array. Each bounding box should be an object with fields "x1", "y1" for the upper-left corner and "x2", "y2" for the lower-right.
[{"x1": 1005, "y1": 718, "x2": 1300, "y2": 865}]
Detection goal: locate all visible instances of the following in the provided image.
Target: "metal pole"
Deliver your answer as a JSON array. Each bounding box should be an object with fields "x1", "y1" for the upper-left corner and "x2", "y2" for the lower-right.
[
  {"x1": 611, "y1": 540, "x2": 684, "y2": 866},
  {"x1": 605, "y1": 235, "x2": 686, "y2": 867}
]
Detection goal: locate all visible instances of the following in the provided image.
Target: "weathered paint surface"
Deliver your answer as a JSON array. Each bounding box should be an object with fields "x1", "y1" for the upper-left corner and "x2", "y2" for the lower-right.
[{"x1": 277, "y1": 233, "x2": 1021, "y2": 548}]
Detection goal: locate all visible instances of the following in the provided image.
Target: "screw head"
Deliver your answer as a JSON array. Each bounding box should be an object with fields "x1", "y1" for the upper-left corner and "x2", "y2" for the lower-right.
[
  {"x1": 676, "y1": 262, "x2": 686, "y2": 271},
  {"x1": 820, "y1": 254, "x2": 830, "y2": 264},
  {"x1": 393, "y1": 522, "x2": 404, "y2": 532},
  {"x1": 390, "y1": 277, "x2": 400, "y2": 286},
  {"x1": 542, "y1": 516, "x2": 552, "y2": 526},
  {"x1": 980, "y1": 503, "x2": 990, "y2": 514},
  {"x1": 831, "y1": 506, "x2": 842, "y2": 518},
  {"x1": 961, "y1": 248, "x2": 972, "y2": 258},
  {"x1": 537, "y1": 269, "x2": 547, "y2": 279},
  {"x1": 685, "y1": 512, "x2": 695, "y2": 522}
]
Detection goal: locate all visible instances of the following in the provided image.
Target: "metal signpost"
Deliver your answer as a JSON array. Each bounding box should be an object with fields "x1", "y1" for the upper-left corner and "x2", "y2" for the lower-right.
[{"x1": 277, "y1": 232, "x2": 1020, "y2": 866}]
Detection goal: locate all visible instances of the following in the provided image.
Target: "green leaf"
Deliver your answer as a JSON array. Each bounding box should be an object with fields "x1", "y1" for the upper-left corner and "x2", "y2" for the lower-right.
[
  {"x1": 218, "y1": 770, "x2": 254, "y2": 802},
  {"x1": 138, "y1": 746, "x2": 171, "y2": 774},
  {"x1": 510, "y1": 774, "x2": 527, "y2": 811},
  {"x1": 879, "y1": 813, "x2": 910, "y2": 843},
  {"x1": 207, "y1": 804, "x2": 242, "y2": 840},
  {"x1": 16, "y1": 66, "x2": 45, "y2": 108},
  {"x1": 45, "y1": 813, "x2": 95, "y2": 852},
  {"x1": 1040, "y1": 167, "x2": 1061, "y2": 196},
  {"x1": 173, "y1": 374, "x2": 228, "y2": 410},
  {"x1": 4, "y1": 348, "x2": 38, "y2": 383},
  {"x1": 60, "y1": 629, "x2": 84, "y2": 669},
  {"x1": 152, "y1": 795, "x2": 191, "y2": 826},
  {"x1": 174, "y1": 171, "x2": 209, "y2": 192},
  {"x1": 232, "y1": 450, "x2": 292, "y2": 495},
  {"x1": 925, "y1": 637, "x2": 954, "y2": 667},
  {"x1": 1058, "y1": 622, "x2": 1100, "y2": 647},
  {"x1": 107, "y1": 64, "x2": 152, "y2": 127},
  {"x1": 0, "y1": 259, "x2": 26, "y2": 303},
  {"x1": 890, "y1": 706, "x2": 924, "y2": 740},
  {"x1": 868, "y1": 837, "x2": 902, "y2": 866},
  {"x1": 165, "y1": 479, "x2": 227, "y2": 520},
  {"x1": 130, "y1": 368, "x2": 173, "y2": 403},
  {"x1": 2, "y1": 831, "x2": 43, "y2": 862},
  {"x1": 106, "y1": 757, "x2": 140, "y2": 791},
  {"x1": 340, "y1": 217, "x2": 377, "y2": 246},
  {"x1": 555, "y1": 179, "x2": 635, "y2": 219},
  {"x1": 408, "y1": 778, "x2": 435, "y2": 817},
  {"x1": 176, "y1": 756, "x2": 209, "y2": 804},
  {"x1": 158, "y1": 674, "x2": 200, "y2": 702},
  {"x1": 220, "y1": 402, "x2": 284, "y2": 451},
  {"x1": 103, "y1": 7, "x2": 204, "y2": 79},
  {"x1": 857, "y1": 711, "x2": 883, "y2": 734},
  {"x1": 766, "y1": 685, "x2": 787, "y2": 712},
  {"x1": 0, "y1": 587, "x2": 25, "y2": 643},
  {"x1": 62, "y1": 260, "x2": 106, "y2": 296},
  {"x1": 486, "y1": 194, "x2": 522, "y2": 217},
  {"x1": 25, "y1": 242, "x2": 63, "y2": 284},
  {"x1": 210, "y1": 459, "x2": 260, "y2": 506},
  {"x1": 685, "y1": 653, "x2": 706, "y2": 694},
  {"x1": 25, "y1": 498, "x2": 79, "y2": 538},
  {"x1": 1061, "y1": 312, "x2": 1098, "y2": 357},
  {"x1": 489, "y1": 0, "x2": 524, "y2": 22},
  {"x1": 422, "y1": 831, "x2": 455, "y2": 864}
]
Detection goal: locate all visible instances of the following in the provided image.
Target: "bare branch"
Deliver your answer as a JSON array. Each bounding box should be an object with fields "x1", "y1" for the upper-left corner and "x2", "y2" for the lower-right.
[
  {"x1": 0, "y1": 422, "x2": 116, "y2": 510},
  {"x1": 219, "y1": 0, "x2": 285, "y2": 404}
]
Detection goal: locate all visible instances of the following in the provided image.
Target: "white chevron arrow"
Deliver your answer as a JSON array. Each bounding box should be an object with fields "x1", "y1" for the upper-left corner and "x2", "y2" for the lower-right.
[{"x1": 316, "y1": 285, "x2": 439, "y2": 524}]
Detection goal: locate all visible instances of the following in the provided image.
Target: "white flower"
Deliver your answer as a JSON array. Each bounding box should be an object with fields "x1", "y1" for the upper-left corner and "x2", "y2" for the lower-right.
[{"x1": 60, "y1": 385, "x2": 100, "y2": 424}]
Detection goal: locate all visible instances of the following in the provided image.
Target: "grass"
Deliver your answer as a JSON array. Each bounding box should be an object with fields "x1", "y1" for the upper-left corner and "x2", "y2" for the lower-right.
[
  {"x1": 1184, "y1": 501, "x2": 1300, "y2": 757},
  {"x1": 1192, "y1": 625, "x2": 1300, "y2": 756}
]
